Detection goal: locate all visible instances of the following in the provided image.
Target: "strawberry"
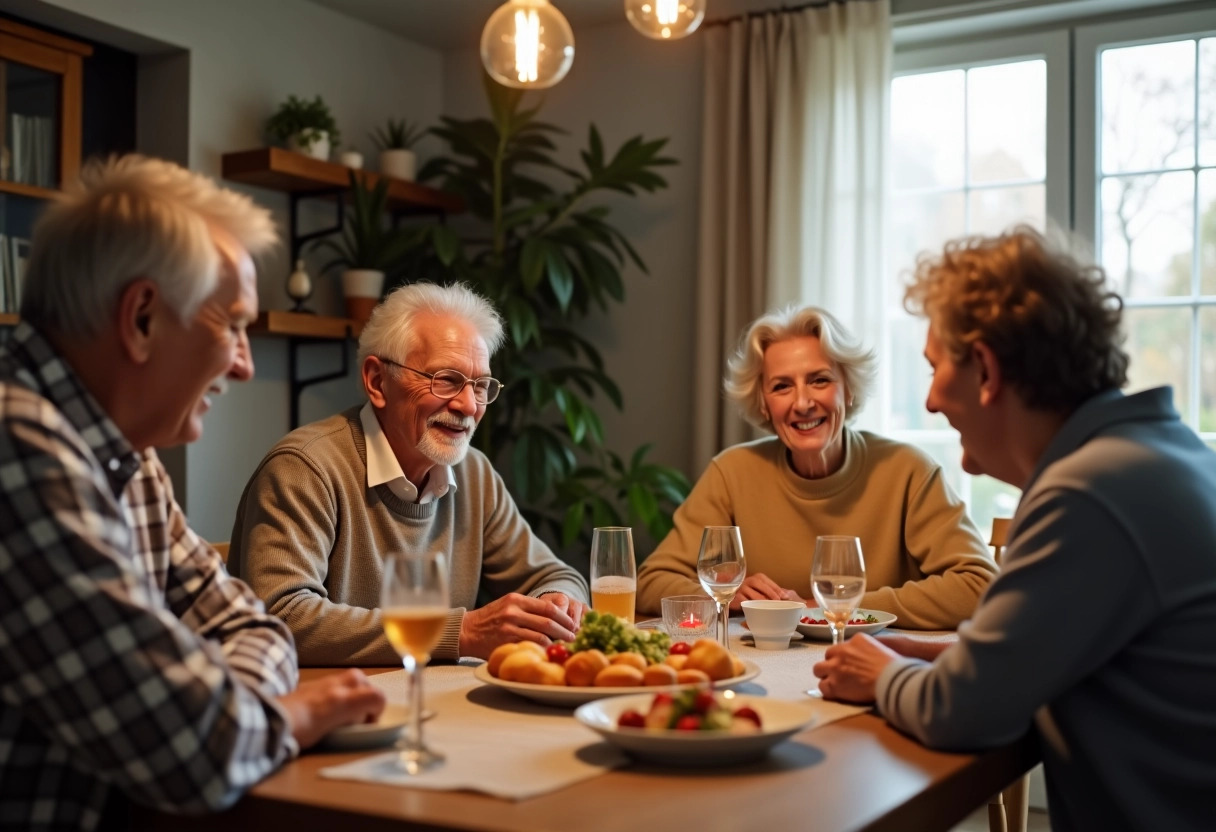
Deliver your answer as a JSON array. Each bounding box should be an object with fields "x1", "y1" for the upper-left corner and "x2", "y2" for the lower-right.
[
  {"x1": 675, "y1": 714, "x2": 702, "y2": 731},
  {"x1": 732, "y1": 706, "x2": 762, "y2": 728},
  {"x1": 617, "y1": 710, "x2": 646, "y2": 729},
  {"x1": 693, "y1": 691, "x2": 717, "y2": 714}
]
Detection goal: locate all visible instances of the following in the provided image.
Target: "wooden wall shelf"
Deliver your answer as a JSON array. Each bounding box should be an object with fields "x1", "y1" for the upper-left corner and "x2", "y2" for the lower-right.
[
  {"x1": 0, "y1": 313, "x2": 19, "y2": 327},
  {"x1": 222, "y1": 147, "x2": 464, "y2": 215},
  {"x1": 0, "y1": 181, "x2": 58, "y2": 201},
  {"x1": 249, "y1": 310, "x2": 363, "y2": 340}
]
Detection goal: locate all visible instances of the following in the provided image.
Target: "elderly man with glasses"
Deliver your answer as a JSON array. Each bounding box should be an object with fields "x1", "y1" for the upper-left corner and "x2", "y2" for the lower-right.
[{"x1": 230, "y1": 283, "x2": 588, "y2": 664}]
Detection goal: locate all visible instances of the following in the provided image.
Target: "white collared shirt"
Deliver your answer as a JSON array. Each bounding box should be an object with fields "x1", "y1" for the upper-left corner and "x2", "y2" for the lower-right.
[{"x1": 359, "y1": 402, "x2": 456, "y2": 505}]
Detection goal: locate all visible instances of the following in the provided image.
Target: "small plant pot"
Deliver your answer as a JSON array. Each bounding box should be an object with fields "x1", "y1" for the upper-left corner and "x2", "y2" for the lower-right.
[
  {"x1": 342, "y1": 268, "x2": 385, "y2": 323},
  {"x1": 379, "y1": 148, "x2": 416, "y2": 181},
  {"x1": 338, "y1": 150, "x2": 364, "y2": 169},
  {"x1": 288, "y1": 129, "x2": 331, "y2": 161}
]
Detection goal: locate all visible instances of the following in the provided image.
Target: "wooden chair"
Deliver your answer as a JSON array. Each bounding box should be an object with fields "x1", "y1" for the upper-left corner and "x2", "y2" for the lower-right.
[
  {"x1": 210, "y1": 541, "x2": 230, "y2": 564},
  {"x1": 987, "y1": 518, "x2": 1030, "y2": 832}
]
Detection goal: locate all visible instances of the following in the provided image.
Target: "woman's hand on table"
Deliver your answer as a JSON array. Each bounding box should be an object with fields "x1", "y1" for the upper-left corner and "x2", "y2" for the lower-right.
[
  {"x1": 812, "y1": 633, "x2": 900, "y2": 704},
  {"x1": 728, "y1": 573, "x2": 803, "y2": 612},
  {"x1": 277, "y1": 668, "x2": 386, "y2": 749},
  {"x1": 458, "y1": 593, "x2": 579, "y2": 659}
]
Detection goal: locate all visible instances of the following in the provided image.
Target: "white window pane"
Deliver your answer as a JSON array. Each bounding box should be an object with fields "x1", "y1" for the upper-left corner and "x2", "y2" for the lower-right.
[
  {"x1": 885, "y1": 317, "x2": 951, "y2": 432},
  {"x1": 893, "y1": 71, "x2": 965, "y2": 190},
  {"x1": 1101, "y1": 40, "x2": 1196, "y2": 174},
  {"x1": 1202, "y1": 307, "x2": 1216, "y2": 433},
  {"x1": 968, "y1": 184, "x2": 1046, "y2": 236},
  {"x1": 1200, "y1": 38, "x2": 1216, "y2": 167},
  {"x1": 968, "y1": 60, "x2": 1046, "y2": 183},
  {"x1": 969, "y1": 476, "x2": 1022, "y2": 548},
  {"x1": 1124, "y1": 307, "x2": 1192, "y2": 415},
  {"x1": 1100, "y1": 171, "x2": 1194, "y2": 298},
  {"x1": 890, "y1": 192, "x2": 965, "y2": 297},
  {"x1": 1201, "y1": 169, "x2": 1216, "y2": 296}
]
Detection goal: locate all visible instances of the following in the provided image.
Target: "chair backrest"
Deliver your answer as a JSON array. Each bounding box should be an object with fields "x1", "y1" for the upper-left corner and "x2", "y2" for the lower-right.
[
  {"x1": 989, "y1": 518, "x2": 1011, "y2": 564},
  {"x1": 211, "y1": 541, "x2": 230, "y2": 564}
]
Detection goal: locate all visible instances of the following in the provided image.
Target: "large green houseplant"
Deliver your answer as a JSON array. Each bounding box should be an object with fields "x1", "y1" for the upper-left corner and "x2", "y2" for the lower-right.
[{"x1": 412, "y1": 75, "x2": 690, "y2": 549}]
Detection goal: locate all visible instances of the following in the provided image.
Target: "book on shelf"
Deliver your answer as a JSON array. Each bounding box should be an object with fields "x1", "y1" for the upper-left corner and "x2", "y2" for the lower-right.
[
  {"x1": 10, "y1": 236, "x2": 30, "y2": 314},
  {"x1": 5, "y1": 113, "x2": 55, "y2": 188}
]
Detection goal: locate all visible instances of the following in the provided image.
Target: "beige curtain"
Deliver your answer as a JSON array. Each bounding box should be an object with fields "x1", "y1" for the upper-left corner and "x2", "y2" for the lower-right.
[{"x1": 692, "y1": 0, "x2": 891, "y2": 473}]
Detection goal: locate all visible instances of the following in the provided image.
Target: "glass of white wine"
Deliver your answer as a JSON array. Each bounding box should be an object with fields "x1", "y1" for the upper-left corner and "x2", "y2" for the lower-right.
[
  {"x1": 590, "y1": 526, "x2": 637, "y2": 624},
  {"x1": 696, "y1": 526, "x2": 747, "y2": 651},
  {"x1": 381, "y1": 551, "x2": 449, "y2": 774},
  {"x1": 811, "y1": 535, "x2": 866, "y2": 646}
]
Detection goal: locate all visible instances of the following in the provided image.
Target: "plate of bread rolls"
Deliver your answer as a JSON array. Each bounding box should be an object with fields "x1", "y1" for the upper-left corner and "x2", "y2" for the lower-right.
[{"x1": 475, "y1": 637, "x2": 760, "y2": 707}]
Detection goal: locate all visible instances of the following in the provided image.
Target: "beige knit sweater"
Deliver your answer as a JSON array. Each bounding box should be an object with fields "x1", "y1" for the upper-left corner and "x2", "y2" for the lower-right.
[
  {"x1": 229, "y1": 408, "x2": 588, "y2": 665},
  {"x1": 637, "y1": 430, "x2": 996, "y2": 629}
]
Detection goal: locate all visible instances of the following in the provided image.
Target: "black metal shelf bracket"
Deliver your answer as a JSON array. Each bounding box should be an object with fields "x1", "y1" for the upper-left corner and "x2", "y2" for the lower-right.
[{"x1": 288, "y1": 327, "x2": 354, "y2": 429}]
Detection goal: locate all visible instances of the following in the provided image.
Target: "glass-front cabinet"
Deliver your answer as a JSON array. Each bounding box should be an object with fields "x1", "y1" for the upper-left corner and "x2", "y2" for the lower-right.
[{"x1": 0, "y1": 17, "x2": 90, "y2": 320}]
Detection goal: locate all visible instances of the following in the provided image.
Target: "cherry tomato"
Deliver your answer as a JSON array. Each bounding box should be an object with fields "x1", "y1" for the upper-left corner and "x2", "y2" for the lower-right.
[
  {"x1": 545, "y1": 643, "x2": 570, "y2": 665},
  {"x1": 617, "y1": 710, "x2": 646, "y2": 729},
  {"x1": 669, "y1": 642, "x2": 692, "y2": 655},
  {"x1": 675, "y1": 714, "x2": 702, "y2": 731},
  {"x1": 733, "y1": 706, "x2": 762, "y2": 728}
]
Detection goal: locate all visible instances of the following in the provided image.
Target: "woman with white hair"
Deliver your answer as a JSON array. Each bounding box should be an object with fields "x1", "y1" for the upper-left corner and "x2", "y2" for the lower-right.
[{"x1": 636, "y1": 306, "x2": 996, "y2": 629}]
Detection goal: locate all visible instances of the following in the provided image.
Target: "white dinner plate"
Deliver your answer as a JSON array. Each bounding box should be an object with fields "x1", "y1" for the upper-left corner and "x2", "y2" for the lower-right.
[
  {"x1": 473, "y1": 660, "x2": 761, "y2": 708},
  {"x1": 575, "y1": 692, "x2": 817, "y2": 766},
  {"x1": 795, "y1": 608, "x2": 896, "y2": 641},
  {"x1": 319, "y1": 704, "x2": 434, "y2": 751}
]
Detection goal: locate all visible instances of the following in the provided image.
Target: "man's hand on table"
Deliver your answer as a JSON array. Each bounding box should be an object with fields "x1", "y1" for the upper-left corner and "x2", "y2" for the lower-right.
[
  {"x1": 540, "y1": 592, "x2": 586, "y2": 631},
  {"x1": 812, "y1": 633, "x2": 900, "y2": 704},
  {"x1": 459, "y1": 592, "x2": 579, "y2": 659},
  {"x1": 875, "y1": 635, "x2": 953, "y2": 662},
  {"x1": 277, "y1": 668, "x2": 386, "y2": 749},
  {"x1": 728, "y1": 573, "x2": 803, "y2": 612}
]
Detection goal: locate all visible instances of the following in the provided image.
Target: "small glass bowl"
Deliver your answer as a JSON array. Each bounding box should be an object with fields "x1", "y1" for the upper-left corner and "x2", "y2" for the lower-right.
[{"x1": 661, "y1": 594, "x2": 717, "y2": 643}]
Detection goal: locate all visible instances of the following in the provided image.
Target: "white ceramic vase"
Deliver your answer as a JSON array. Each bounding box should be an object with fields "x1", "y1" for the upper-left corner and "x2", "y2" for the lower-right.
[
  {"x1": 341, "y1": 268, "x2": 384, "y2": 323},
  {"x1": 378, "y1": 148, "x2": 416, "y2": 181},
  {"x1": 288, "y1": 129, "x2": 330, "y2": 161},
  {"x1": 338, "y1": 150, "x2": 364, "y2": 169}
]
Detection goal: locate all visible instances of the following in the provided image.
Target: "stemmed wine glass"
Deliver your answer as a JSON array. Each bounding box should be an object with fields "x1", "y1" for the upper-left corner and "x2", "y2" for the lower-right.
[
  {"x1": 381, "y1": 551, "x2": 450, "y2": 774},
  {"x1": 810, "y1": 535, "x2": 866, "y2": 646},
  {"x1": 696, "y1": 526, "x2": 747, "y2": 651}
]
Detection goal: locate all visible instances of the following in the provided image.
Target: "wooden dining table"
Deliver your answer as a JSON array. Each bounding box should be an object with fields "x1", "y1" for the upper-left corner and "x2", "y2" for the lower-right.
[{"x1": 132, "y1": 626, "x2": 1038, "y2": 832}]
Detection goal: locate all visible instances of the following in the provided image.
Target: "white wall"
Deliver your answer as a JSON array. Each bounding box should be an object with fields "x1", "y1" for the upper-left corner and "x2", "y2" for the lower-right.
[
  {"x1": 26, "y1": 0, "x2": 445, "y2": 540},
  {"x1": 442, "y1": 21, "x2": 706, "y2": 536}
]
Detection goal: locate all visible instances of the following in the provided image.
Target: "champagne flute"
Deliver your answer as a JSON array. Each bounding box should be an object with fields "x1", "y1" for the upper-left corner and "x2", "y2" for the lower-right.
[
  {"x1": 810, "y1": 535, "x2": 866, "y2": 646},
  {"x1": 590, "y1": 526, "x2": 637, "y2": 624},
  {"x1": 381, "y1": 551, "x2": 449, "y2": 774},
  {"x1": 696, "y1": 526, "x2": 746, "y2": 650}
]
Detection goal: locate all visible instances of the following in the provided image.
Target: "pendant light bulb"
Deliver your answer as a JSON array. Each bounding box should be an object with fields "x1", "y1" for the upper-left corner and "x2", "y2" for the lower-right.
[
  {"x1": 480, "y1": 0, "x2": 575, "y2": 89},
  {"x1": 624, "y1": 0, "x2": 706, "y2": 40}
]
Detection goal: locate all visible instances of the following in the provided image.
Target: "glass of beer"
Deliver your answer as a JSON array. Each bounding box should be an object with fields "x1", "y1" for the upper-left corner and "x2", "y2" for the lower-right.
[
  {"x1": 381, "y1": 551, "x2": 449, "y2": 774},
  {"x1": 590, "y1": 526, "x2": 637, "y2": 624}
]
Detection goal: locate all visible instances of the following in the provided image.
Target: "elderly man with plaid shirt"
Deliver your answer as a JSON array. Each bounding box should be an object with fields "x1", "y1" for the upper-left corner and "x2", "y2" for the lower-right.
[{"x1": 0, "y1": 156, "x2": 385, "y2": 832}]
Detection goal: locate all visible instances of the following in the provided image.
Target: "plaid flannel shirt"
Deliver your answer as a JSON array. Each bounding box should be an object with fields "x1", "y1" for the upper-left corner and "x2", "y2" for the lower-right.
[{"x1": 0, "y1": 324, "x2": 300, "y2": 831}]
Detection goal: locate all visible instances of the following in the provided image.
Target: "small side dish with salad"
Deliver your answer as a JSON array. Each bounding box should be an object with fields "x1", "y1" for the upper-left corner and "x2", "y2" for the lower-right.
[{"x1": 616, "y1": 689, "x2": 763, "y2": 733}]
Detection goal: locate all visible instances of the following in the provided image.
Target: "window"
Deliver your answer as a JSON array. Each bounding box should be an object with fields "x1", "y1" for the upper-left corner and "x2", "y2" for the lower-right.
[{"x1": 880, "y1": 7, "x2": 1216, "y2": 535}]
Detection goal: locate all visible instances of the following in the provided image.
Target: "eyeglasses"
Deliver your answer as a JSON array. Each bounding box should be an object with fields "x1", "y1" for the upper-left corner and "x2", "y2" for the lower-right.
[{"x1": 378, "y1": 358, "x2": 504, "y2": 404}]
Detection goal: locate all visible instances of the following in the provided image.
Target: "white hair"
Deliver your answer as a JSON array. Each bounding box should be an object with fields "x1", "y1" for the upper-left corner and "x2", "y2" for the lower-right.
[
  {"x1": 20, "y1": 154, "x2": 278, "y2": 337},
  {"x1": 357, "y1": 282, "x2": 506, "y2": 367}
]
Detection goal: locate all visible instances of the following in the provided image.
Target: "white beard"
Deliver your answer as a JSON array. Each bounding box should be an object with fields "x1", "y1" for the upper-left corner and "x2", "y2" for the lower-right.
[{"x1": 417, "y1": 414, "x2": 476, "y2": 467}]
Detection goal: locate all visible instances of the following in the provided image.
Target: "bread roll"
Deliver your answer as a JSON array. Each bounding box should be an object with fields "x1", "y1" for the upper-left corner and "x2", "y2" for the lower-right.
[
  {"x1": 498, "y1": 650, "x2": 543, "y2": 682},
  {"x1": 564, "y1": 649, "x2": 609, "y2": 687},
  {"x1": 487, "y1": 643, "x2": 522, "y2": 678},
  {"x1": 594, "y1": 664, "x2": 645, "y2": 687},
  {"x1": 642, "y1": 663, "x2": 679, "y2": 687},
  {"x1": 663, "y1": 654, "x2": 688, "y2": 671},
  {"x1": 609, "y1": 652, "x2": 647, "y2": 671},
  {"x1": 676, "y1": 668, "x2": 711, "y2": 685},
  {"x1": 516, "y1": 660, "x2": 566, "y2": 686},
  {"x1": 686, "y1": 640, "x2": 735, "y2": 681}
]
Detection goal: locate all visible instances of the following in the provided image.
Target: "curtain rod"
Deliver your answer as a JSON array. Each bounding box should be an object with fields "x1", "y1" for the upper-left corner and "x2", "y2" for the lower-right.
[{"x1": 704, "y1": 0, "x2": 879, "y2": 29}]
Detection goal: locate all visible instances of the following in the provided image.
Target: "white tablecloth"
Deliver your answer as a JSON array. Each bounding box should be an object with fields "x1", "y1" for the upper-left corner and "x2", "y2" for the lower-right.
[{"x1": 318, "y1": 621, "x2": 949, "y2": 799}]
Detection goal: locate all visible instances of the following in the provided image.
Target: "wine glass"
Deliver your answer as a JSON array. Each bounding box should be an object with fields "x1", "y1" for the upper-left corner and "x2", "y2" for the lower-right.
[
  {"x1": 696, "y1": 526, "x2": 746, "y2": 650},
  {"x1": 381, "y1": 551, "x2": 449, "y2": 774},
  {"x1": 590, "y1": 526, "x2": 637, "y2": 624},
  {"x1": 810, "y1": 535, "x2": 866, "y2": 646}
]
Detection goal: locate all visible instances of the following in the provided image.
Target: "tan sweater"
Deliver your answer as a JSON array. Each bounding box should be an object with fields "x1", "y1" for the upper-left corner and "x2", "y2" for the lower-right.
[
  {"x1": 229, "y1": 408, "x2": 588, "y2": 665},
  {"x1": 637, "y1": 430, "x2": 996, "y2": 629}
]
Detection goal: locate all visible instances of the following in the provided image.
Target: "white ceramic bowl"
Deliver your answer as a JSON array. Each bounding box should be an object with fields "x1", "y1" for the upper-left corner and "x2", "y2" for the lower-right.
[
  {"x1": 575, "y1": 692, "x2": 817, "y2": 766},
  {"x1": 796, "y1": 608, "x2": 897, "y2": 641},
  {"x1": 741, "y1": 600, "x2": 806, "y2": 649}
]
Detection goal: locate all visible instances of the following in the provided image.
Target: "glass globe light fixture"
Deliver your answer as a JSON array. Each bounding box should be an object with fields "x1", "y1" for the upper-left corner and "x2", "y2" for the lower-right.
[
  {"x1": 624, "y1": 0, "x2": 707, "y2": 40},
  {"x1": 480, "y1": 0, "x2": 575, "y2": 89}
]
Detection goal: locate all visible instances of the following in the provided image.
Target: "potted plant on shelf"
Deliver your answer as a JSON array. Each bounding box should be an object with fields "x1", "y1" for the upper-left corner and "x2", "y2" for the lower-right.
[
  {"x1": 370, "y1": 118, "x2": 424, "y2": 181},
  {"x1": 266, "y1": 94, "x2": 340, "y2": 161},
  {"x1": 313, "y1": 172, "x2": 420, "y2": 322}
]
